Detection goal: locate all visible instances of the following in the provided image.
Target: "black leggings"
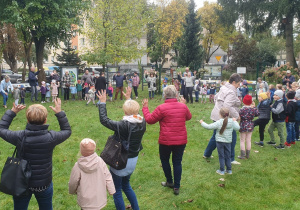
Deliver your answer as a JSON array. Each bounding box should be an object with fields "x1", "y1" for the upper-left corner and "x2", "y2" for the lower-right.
[
  {"x1": 254, "y1": 118, "x2": 270, "y2": 141},
  {"x1": 133, "y1": 86, "x2": 138, "y2": 97},
  {"x1": 64, "y1": 88, "x2": 70, "y2": 100},
  {"x1": 185, "y1": 87, "x2": 193, "y2": 103}
]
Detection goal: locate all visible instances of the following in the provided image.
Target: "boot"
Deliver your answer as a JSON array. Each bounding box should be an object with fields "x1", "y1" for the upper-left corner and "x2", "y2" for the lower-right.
[
  {"x1": 238, "y1": 150, "x2": 246, "y2": 159},
  {"x1": 246, "y1": 150, "x2": 250, "y2": 159}
]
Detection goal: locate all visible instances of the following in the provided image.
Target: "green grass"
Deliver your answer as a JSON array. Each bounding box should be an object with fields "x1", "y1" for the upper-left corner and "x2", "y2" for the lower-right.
[{"x1": 1, "y1": 90, "x2": 300, "y2": 210}]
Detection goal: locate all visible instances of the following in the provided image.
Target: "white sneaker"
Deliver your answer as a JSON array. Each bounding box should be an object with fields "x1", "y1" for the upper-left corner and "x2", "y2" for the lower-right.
[
  {"x1": 231, "y1": 160, "x2": 241, "y2": 165},
  {"x1": 136, "y1": 97, "x2": 138, "y2": 99}
]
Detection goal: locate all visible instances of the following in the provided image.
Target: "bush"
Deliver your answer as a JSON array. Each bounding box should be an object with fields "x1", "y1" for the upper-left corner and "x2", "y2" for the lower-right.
[{"x1": 263, "y1": 63, "x2": 299, "y2": 85}]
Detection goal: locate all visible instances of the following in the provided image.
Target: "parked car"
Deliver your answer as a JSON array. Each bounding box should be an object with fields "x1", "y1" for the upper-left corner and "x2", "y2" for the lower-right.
[
  {"x1": 85, "y1": 67, "x2": 103, "y2": 75},
  {"x1": 1, "y1": 69, "x2": 23, "y2": 83}
]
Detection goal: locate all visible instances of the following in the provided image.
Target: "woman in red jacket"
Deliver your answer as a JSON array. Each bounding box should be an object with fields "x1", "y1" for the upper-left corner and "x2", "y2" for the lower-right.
[{"x1": 142, "y1": 85, "x2": 192, "y2": 195}]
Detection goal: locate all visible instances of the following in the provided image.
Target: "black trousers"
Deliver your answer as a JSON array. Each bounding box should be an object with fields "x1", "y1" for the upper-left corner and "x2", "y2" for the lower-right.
[
  {"x1": 254, "y1": 118, "x2": 270, "y2": 141},
  {"x1": 133, "y1": 86, "x2": 138, "y2": 97},
  {"x1": 185, "y1": 87, "x2": 193, "y2": 103},
  {"x1": 41, "y1": 94, "x2": 45, "y2": 102},
  {"x1": 64, "y1": 88, "x2": 70, "y2": 100}
]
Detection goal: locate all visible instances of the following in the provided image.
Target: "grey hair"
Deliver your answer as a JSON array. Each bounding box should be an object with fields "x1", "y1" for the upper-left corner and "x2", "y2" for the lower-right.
[
  {"x1": 4, "y1": 75, "x2": 10, "y2": 80},
  {"x1": 229, "y1": 73, "x2": 242, "y2": 84},
  {"x1": 163, "y1": 85, "x2": 177, "y2": 99}
]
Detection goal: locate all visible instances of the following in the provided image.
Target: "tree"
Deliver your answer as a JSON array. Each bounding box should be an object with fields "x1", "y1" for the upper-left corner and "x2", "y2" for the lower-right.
[
  {"x1": 1, "y1": 0, "x2": 87, "y2": 82},
  {"x1": 227, "y1": 34, "x2": 259, "y2": 73},
  {"x1": 198, "y1": 2, "x2": 235, "y2": 63},
  {"x1": 147, "y1": 0, "x2": 188, "y2": 67},
  {"x1": 218, "y1": 0, "x2": 300, "y2": 68},
  {"x1": 0, "y1": 23, "x2": 22, "y2": 72},
  {"x1": 257, "y1": 37, "x2": 283, "y2": 66},
  {"x1": 82, "y1": 0, "x2": 151, "y2": 70},
  {"x1": 178, "y1": 0, "x2": 203, "y2": 69},
  {"x1": 54, "y1": 41, "x2": 83, "y2": 67}
]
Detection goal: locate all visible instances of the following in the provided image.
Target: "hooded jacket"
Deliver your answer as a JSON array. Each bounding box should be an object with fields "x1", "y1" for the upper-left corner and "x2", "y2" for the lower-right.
[
  {"x1": 210, "y1": 82, "x2": 241, "y2": 121},
  {"x1": 69, "y1": 153, "x2": 115, "y2": 210},
  {"x1": 201, "y1": 118, "x2": 240, "y2": 143}
]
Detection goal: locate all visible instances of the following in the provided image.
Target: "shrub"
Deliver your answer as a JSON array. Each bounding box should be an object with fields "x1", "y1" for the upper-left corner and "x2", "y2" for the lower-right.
[{"x1": 263, "y1": 63, "x2": 299, "y2": 85}]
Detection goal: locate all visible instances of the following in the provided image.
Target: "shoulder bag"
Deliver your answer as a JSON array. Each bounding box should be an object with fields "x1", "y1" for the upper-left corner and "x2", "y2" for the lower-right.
[
  {"x1": 0, "y1": 135, "x2": 31, "y2": 197},
  {"x1": 100, "y1": 123, "x2": 131, "y2": 170}
]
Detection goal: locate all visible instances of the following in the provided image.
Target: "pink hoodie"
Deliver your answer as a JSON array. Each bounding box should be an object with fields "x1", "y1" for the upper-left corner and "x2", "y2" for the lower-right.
[{"x1": 69, "y1": 153, "x2": 115, "y2": 210}]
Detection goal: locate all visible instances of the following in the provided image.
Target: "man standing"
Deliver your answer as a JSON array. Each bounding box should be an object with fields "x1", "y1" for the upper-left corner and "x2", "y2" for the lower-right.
[
  {"x1": 132, "y1": 71, "x2": 140, "y2": 99},
  {"x1": 113, "y1": 71, "x2": 126, "y2": 100},
  {"x1": 28, "y1": 67, "x2": 40, "y2": 102},
  {"x1": 95, "y1": 72, "x2": 107, "y2": 98},
  {"x1": 282, "y1": 70, "x2": 295, "y2": 88},
  {"x1": 81, "y1": 70, "x2": 93, "y2": 86}
]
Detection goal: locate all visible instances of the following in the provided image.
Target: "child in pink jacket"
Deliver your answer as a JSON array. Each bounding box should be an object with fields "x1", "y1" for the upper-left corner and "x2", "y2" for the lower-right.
[{"x1": 69, "y1": 138, "x2": 115, "y2": 210}]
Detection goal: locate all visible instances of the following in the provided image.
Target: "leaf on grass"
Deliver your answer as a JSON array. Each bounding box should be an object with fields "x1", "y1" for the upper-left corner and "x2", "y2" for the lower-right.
[
  {"x1": 138, "y1": 185, "x2": 142, "y2": 189},
  {"x1": 63, "y1": 159, "x2": 66, "y2": 162},
  {"x1": 219, "y1": 178, "x2": 225, "y2": 181},
  {"x1": 206, "y1": 160, "x2": 210, "y2": 163},
  {"x1": 274, "y1": 157, "x2": 278, "y2": 161},
  {"x1": 254, "y1": 150, "x2": 259, "y2": 153},
  {"x1": 141, "y1": 153, "x2": 145, "y2": 156},
  {"x1": 187, "y1": 199, "x2": 193, "y2": 203},
  {"x1": 172, "y1": 202, "x2": 177, "y2": 208},
  {"x1": 218, "y1": 183, "x2": 225, "y2": 187}
]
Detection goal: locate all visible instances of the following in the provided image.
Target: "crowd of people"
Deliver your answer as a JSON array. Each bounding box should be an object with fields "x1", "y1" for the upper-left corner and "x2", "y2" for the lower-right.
[{"x1": 1, "y1": 68, "x2": 300, "y2": 209}]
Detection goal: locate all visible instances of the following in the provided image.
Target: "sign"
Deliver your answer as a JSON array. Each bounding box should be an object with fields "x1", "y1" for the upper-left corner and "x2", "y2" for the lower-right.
[
  {"x1": 237, "y1": 67, "x2": 246, "y2": 74},
  {"x1": 61, "y1": 67, "x2": 78, "y2": 84},
  {"x1": 215, "y1": 56, "x2": 222, "y2": 62},
  {"x1": 204, "y1": 65, "x2": 222, "y2": 77}
]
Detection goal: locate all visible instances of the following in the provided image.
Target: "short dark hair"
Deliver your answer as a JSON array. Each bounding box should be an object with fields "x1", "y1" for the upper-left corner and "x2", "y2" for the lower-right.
[
  {"x1": 229, "y1": 73, "x2": 242, "y2": 84},
  {"x1": 286, "y1": 91, "x2": 296, "y2": 100}
]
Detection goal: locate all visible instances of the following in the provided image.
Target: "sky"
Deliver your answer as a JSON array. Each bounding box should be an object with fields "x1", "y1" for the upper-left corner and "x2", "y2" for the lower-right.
[{"x1": 195, "y1": 0, "x2": 217, "y2": 9}]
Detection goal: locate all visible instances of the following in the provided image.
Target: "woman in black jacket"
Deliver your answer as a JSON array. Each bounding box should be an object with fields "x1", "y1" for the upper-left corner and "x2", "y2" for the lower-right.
[
  {"x1": 97, "y1": 87, "x2": 146, "y2": 210},
  {"x1": 0, "y1": 99, "x2": 71, "y2": 210}
]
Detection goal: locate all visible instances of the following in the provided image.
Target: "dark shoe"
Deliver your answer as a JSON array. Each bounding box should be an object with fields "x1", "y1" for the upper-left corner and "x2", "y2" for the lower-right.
[
  {"x1": 238, "y1": 150, "x2": 246, "y2": 159},
  {"x1": 173, "y1": 188, "x2": 179, "y2": 195},
  {"x1": 267, "y1": 141, "x2": 276, "y2": 145},
  {"x1": 246, "y1": 150, "x2": 250, "y2": 159},
  {"x1": 161, "y1": 182, "x2": 174, "y2": 188},
  {"x1": 275, "y1": 144, "x2": 285, "y2": 149},
  {"x1": 255, "y1": 141, "x2": 264, "y2": 147}
]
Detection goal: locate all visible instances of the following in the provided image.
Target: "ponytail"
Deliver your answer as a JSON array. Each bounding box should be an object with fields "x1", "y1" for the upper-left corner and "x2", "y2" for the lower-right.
[{"x1": 219, "y1": 116, "x2": 228, "y2": 135}]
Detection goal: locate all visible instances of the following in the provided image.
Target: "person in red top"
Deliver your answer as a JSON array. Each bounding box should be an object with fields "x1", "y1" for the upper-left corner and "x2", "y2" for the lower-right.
[{"x1": 142, "y1": 85, "x2": 192, "y2": 195}]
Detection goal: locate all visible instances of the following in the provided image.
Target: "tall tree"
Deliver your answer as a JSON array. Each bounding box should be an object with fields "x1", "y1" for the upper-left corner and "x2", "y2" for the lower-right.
[
  {"x1": 178, "y1": 0, "x2": 203, "y2": 69},
  {"x1": 83, "y1": 0, "x2": 151, "y2": 69},
  {"x1": 198, "y1": 2, "x2": 235, "y2": 63},
  {"x1": 147, "y1": 0, "x2": 188, "y2": 67},
  {"x1": 218, "y1": 0, "x2": 300, "y2": 68},
  {"x1": 0, "y1": 23, "x2": 22, "y2": 72},
  {"x1": 54, "y1": 41, "x2": 83, "y2": 67},
  {"x1": 1, "y1": 0, "x2": 87, "y2": 82}
]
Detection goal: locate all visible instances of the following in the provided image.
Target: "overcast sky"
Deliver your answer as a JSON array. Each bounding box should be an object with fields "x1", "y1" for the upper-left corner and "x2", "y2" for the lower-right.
[{"x1": 195, "y1": 0, "x2": 217, "y2": 9}]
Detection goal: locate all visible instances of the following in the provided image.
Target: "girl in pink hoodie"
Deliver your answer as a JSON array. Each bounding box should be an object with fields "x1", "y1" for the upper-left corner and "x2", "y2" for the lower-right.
[{"x1": 69, "y1": 138, "x2": 115, "y2": 210}]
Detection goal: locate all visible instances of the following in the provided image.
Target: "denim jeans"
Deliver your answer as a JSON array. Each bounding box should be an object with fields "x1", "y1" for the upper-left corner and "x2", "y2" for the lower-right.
[
  {"x1": 1, "y1": 90, "x2": 8, "y2": 105},
  {"x1": 159, "y1": 144, "x2": 186, "y2": 189},
  {"x1": 111, "y1": 171, "x2": 139, "y2": 210},
  {"x1": 195, "y1": 91, "x2": 199, "y2": 101},
  {"x1": 149, "y1": 91, "x2": 154, "y2": 98},
  {"x1": 13, "y1": 182, "x2": 53, "y2": 210},
  {"x1": 295, "y1": 121, "x2": 300, "y2": 140},
  {"x1": 286, "y1": 122, "x2": 296, "y2": 143},
  {"x1": 216, "y1": 142, "x2": 231, "y2": 171},
  {"x1": 30, "y1": 86, "x2": 38, "y2": 101},
  {"x1": 21, "y1": 98, "x2": 25, "y2": 104},
  {"x1": 203, "y1": 129, "x2": 237, "y2": 162}
]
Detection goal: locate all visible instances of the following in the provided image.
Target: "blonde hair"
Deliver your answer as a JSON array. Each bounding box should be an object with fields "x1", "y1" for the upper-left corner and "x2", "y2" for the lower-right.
[
  {"x1": 276, "y1": 84, "x2": 282, "y2": 90},
  {"x1": 26, "y1": 104, "x2": 48, "y2": 125},
  {"x1": 219, "y1": 108, "x2": 230, "y2": 135},
  {"x1": 123, "y1": 100, "x2": 140, "y2": 115},
  {"x1": 292, "y1": 82, "x2": 298, "y2": 87},
  {"x1": 269, "y1": 84, "x2": 275, "y2": 89}
]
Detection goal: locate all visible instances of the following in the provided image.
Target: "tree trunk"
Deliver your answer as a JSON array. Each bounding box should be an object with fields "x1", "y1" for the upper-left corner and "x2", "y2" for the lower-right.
[
  {"x1": 285, "y1": 16, "x2": 297, "y2": 68},
  {"x1": 33, "y1": 36, "x2": 46, "y2": 84},
  {"x1": 23, "y1": 41, "x2": 32, "y2": 82}
]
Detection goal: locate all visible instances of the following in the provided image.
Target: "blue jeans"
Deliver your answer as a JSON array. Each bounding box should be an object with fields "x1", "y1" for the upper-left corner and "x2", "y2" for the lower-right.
[
  {"x1": 1, "y1": 90, "x2": 8, "y2": 105},
  {"x1": 286, "y1": 122, "x2": 296, "y2": 143},
  {"x1": 159, "y1": 144, "x2": 186, "y2": 189},
  {"x1": 111, "y1": 171, "x2": 139, "y2": 210},
  {"x1": 13, "y1": 182, "x2": 53, "y2": 210},
  {"x1": 295, "y1": 121, "x2": 300, "y2": 140},
  {"x1": 216, "y1": 142, "x2": 231, "y2": 171},
  {"x1": 31, "y1": 86, "x2": 38, "y2": 101},
  {"x1": 204, "y1": 129, "x2": 237, "y2": 162},
  {"x1": 149, "y1": 91, "x2": 154, "y2": 98},
  {"x1": 195, "y1": 91, "x2": 199, "y2": 101}
]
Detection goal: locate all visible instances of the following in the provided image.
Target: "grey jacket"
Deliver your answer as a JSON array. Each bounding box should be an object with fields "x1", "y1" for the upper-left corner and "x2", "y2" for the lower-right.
[
  {"x1": 210, "y1": 82, "x2": 241, "y2": 121},
  {"x1": 181, "y1": 76, "x2": 195, "y2": 87}
]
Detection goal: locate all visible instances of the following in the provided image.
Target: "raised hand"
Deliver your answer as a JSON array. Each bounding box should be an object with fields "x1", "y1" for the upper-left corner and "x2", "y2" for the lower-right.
[
  {"x1": 49, "y1": 98, "x2": 62, "y2": 114},
  {"x1": 96, "y1": 89, "x2": 107, "y2": 103},
  {"x1": 179, "y1": 96, "x2": 186, "y2": 104},
  {"x1": 122, "y1": 87, "x2": 132, "y2": 100},
  {"x1": 11, "y1": 103, "x2": 26, "y2": 114},
  {"x1": 142, "y1": 98, "x2": 148, "y2": 108}
]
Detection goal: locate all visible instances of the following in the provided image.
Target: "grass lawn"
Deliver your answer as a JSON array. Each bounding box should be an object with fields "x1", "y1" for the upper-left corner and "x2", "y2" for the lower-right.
[{"x1": 1, "y1": 88, "x2": 300, "y2": 210}]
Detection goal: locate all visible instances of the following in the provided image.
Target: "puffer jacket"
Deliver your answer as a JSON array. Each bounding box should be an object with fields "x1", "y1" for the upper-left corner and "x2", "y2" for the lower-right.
[
  {"x1": 211, "y1": 82, "x2": 241, "y2": 121},
  {"x1": 0, "y1": 110, "x2": 71, "y2": 188},
  {"x1": 69, "y1": 153, "x2": 115, "y2": 210},
  {"x1": 257, "y1": 99, "x2": 271, "y2": 119},
  {"x1": 201, "y1": 118, "x2": 240, "y2": 143},
  {"x1": 99, "y1": 104, "x2": 146, "y2": 158},
  {"x1": 142, "y1": 98, "x2": 192, "y2": 145}
]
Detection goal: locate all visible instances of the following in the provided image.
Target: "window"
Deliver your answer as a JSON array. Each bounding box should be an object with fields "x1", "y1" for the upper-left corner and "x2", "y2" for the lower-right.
[{"x1": 80, "y1": 38, "x2": 85, "y2": 46}]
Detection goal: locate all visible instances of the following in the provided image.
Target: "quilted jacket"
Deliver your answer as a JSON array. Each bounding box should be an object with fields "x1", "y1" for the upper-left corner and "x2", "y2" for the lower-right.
[
  {"x1": 142, "y1": 98, "x2": 192, "y2": 145},
  {"x1": 0, "y1": 110, "x2": 71, "y2": 188}
]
